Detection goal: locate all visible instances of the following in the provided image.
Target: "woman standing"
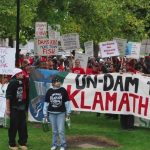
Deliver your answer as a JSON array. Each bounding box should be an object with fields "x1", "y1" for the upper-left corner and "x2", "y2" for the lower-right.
[{"x1": 43, "y1": 76, "x2": 71, "y2": 150}]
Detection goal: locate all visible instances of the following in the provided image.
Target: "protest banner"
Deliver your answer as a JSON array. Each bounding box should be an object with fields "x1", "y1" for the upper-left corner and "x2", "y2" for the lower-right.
[
  {"x1": 84, "y1": 41, "x2": 94, "y2": 57},
  {"x1": 134, "y1": 117, "x2": 150, "y2": 128},
  {"x1": 35, "y1": 38, "x2": 58, "y2": 56},
  {"x1": 0, "y1": 47, "x2": 15, "y2": 75},
  {"x1": 61, "y1": 33, "x2": 80, "y2": 51},
  {"x1": 35, "y1": 22, "x2": 47, "y2": 38},
  {"x1": 140, "y1": 39, "x2": 150, "y2": 56},
  {"x1": 99, "y1": 40, "x2": 120, "y2": 58},
  {"x1": 28, "y1": 70, "x2": 150, "y2": 122},
  {"x1": 113, "y1": 38, "x2": 127, "y2": 56},
  {"x1": 126, "y1": 42, "x2": 141, "y2": 59}
]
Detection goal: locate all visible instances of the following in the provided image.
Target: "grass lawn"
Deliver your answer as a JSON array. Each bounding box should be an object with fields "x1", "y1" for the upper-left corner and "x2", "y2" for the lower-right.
[{"x1": 0, "y1": 112, "x2": 149, "y2": 150}]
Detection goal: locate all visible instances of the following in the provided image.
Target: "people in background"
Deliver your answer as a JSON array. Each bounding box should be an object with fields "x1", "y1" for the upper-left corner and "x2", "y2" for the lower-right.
[
  {"x1": 71, "y1": 59, "x2": 85, "y2": 74},
  {"x1": 120, "y1": 59, "x2": 137, "y2": 130}
]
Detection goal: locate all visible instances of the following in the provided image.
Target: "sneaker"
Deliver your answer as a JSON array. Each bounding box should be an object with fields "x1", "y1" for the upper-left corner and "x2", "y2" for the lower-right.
[
  {"x1": 60, "y1": 147, "x2": 65, "y2": 150},
  {"x1": 51, "y1": 146, "x2": 57, "y2": 150},
  {"x1": 9, "y1": 146, "x2": 18, "y2": 150},
  {"x1": 19, "y1": 145, "x2": 28, "y2": 150}
]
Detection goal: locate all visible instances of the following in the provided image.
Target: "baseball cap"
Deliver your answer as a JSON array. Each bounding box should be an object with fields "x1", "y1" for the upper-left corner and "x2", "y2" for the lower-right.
[
  {"x1": 52, "y1": 76, "x2": 62, "y2": 83},
  {"x1": 11, "y1": 68, "x2": 23, "y2": 77}
]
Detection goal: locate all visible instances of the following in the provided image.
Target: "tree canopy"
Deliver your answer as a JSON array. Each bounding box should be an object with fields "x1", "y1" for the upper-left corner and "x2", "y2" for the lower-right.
[{"x1": 0, "y1": 0, "x2": 150, "y2": 46}]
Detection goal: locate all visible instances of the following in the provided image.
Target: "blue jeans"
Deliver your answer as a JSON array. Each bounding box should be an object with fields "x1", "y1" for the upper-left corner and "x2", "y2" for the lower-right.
[{"x1": 49, "y1": 112, "x2": 66, "y2": 148}]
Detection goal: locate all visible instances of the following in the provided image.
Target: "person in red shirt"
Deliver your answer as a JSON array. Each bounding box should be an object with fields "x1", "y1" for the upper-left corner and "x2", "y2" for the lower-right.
[
  {"x1": 72, "y1": 59, "x2": 85, "y2": 74},
  {"x1": 120, "y1": 59, "x2": 138, "y2": 130}
]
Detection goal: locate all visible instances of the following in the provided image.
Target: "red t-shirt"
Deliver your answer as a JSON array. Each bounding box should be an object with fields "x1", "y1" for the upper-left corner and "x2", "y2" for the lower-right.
[{"x1": 72, "y1": 67, "x2": 85, "y2": 74}]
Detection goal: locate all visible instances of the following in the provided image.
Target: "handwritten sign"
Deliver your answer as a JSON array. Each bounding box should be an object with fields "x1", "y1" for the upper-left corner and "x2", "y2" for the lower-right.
[
  {"x1": 113, "y1": 38, "x2": 127, "y2": 56},
  {"x1": 35, "y1": 22, "x2": 47, "y2": 38},
  {"x1": 84, "y1": 41, "x2": 94, "y2": 57},
  {"x1": 140, "y1": 39, "x2": 150, "y2": 56},
  {"x1": 99, "y1": 40, "x2": 119, "y2": 58},
  {"x1": 61, "y1": 33, "x2": 80, "y2": 51},
  {"x1": 126, "y1": 42, "x2": 141, "y2": 59},
  {"x1": 35, "y1": 39, "x2": 58, "y2": 56},
  {"x1": 0, "y1": 47, "x2": 15, "y2": 75}
]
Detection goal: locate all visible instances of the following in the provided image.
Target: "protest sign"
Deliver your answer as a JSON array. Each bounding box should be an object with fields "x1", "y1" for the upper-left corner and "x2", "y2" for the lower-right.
[
  {"x1": 140, "y1": 39, "x2": 150, "y2": 56},
  {"x1": 61, "y1": 33, "x2": 80, "y2": 51},
  {"x1": 0, "y1": 47, "x2": 15, "y2": 75},
  {"x1": 75, "y1": 52, "x2": 89, "y2": 69},
  {"x1": 126, "y1": 42, "x2": 141, "y2": 59},
  {"x1": 35, "y1": 38, "x2": 58, "y2": 56},
  {"x1": 84, "y1": 41, "x2": 94, "y2": 57},
  {"x1": 35, "y1": 22, "x2": 47, "y2": 38},
  {"x1": 99, "y1": 40, "x2": 119, "y2": 58},
  {"x1": 113, "y1": 38, "x2": 127, "y2": 56}
]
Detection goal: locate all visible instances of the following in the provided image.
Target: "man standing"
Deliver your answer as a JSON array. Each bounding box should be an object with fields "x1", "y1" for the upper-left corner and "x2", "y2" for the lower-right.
[{"x1": 6, "y1": 68, "x2": 28, "y2": 150}]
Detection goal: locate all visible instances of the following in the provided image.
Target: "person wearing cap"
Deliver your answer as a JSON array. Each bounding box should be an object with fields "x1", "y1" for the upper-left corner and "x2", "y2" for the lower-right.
[
  {"x1": 6, "y1": 68, "x2": 28, "y2": 150},
  {"x1": 43, "y1": 76, "x2": 71, "y2": 150}
]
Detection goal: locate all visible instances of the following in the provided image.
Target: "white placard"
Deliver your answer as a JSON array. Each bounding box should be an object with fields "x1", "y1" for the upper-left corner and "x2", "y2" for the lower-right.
[
  {"x1": 113, "y1": 38, "x2": 127, "y2": 56},
  {"x1": 99, "y1": 40, "x2": 119, "y2": 58},
  {"x1": 35, "y1": 22, "x2": 47, "y2": 38},
  {"x1": 84, "y1": 41, "x2": 93, "y2": 57},
  {"x1": 35, "y1": 39, "x2": 58, "y2": 56},
  {"x1": 140, "y1": 39, "x2": 150, "y2": 56},
  {"x1": 61, "y1": 33, "x2": 80, "y2": 51},
  {"x1": 126, "y1": 42, "x2": 141, "y2": 59},
  {"x1": 0, "y1": 47, "x2": 15, "y2": 75}
]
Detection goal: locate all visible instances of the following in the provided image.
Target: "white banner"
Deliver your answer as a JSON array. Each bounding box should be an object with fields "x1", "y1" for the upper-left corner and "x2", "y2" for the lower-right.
[
  {"x1": 134, "y1": 117, "x2": 150, "y2": 128},
  {"x1": 63, "y1": 73, "x2": 150, "y2": 120},
  {"x1": 0, "y1": 47, "x2": 15, "y2": 75},
  {"x1": 35, "y1": 39, "x2": 58, "y2": 56},
  {"x1": 99, "y1": 40, "x2": 119, "y2": 58}
]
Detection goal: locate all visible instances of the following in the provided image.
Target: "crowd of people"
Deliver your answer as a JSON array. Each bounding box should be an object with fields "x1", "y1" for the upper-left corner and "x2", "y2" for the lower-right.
[{"x1": 0, "y1": 52, "x2": 150, "y2": 150}]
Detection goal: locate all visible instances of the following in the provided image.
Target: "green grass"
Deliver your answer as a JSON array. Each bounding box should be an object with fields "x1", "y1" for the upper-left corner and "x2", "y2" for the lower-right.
[{"x1": 0, "y1": 112, "x2": 149, "y2": 150}]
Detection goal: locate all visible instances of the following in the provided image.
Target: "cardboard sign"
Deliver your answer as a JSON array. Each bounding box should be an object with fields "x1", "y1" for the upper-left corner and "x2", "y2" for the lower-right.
[
  {"x1": 99, "y1": 40, "x2": 119, "y2": 58},
  {"x1": 35, "y1": 39, "x2": 58, "y2": 56},
  {"x1": 84, "y1": 41, "x2": 94, "y2": 57},
  {"x1": 0, "y1": 47, "x2": 15, "y2": 75},
  {"x1": 61, "y1": 33, "x2": 80, "y2": 51},
  {"x1": 126, "y1": 42, "x2": 141, "y2": 59},
  {"x1": 35, "y1": 22, "x2": 47, "y2": 38}
]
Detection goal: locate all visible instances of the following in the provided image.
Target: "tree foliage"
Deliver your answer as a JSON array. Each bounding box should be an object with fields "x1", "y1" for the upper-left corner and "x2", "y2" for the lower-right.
[{"x1": 0, "y1": 0, "x2": 149, "y2": 45}]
